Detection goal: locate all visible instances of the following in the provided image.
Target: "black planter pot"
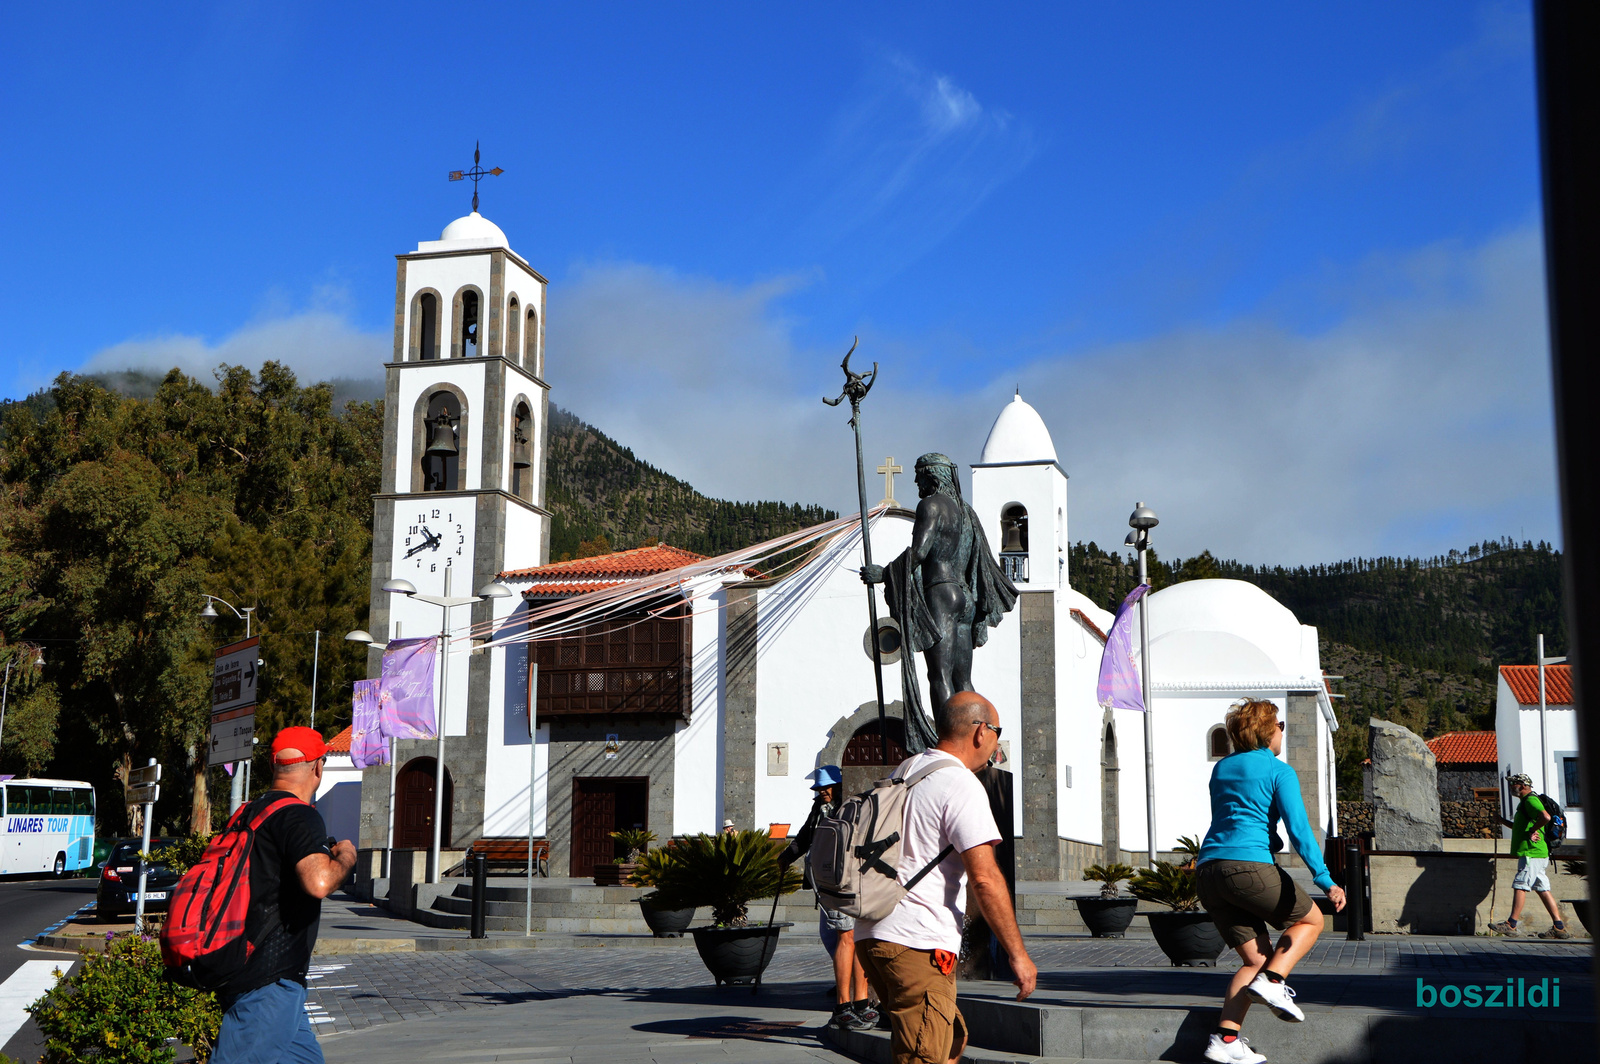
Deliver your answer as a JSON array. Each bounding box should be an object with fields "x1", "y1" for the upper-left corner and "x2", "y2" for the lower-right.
[
  {"x1": 690, "y1": 922, "x2": 792, "y2": 986},
  {"x1": 1075, "y1": 897, "x2": 1139, "y2": 938},
  {"x1": 1144, "y1": 911, "x2": 1225, "y2": 967},
  {"x1": 639, "y1": 897, "x2": 696, "y2": 937}
]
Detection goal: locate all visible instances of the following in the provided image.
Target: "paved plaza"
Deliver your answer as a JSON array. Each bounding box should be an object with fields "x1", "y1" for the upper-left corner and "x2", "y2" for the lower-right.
[{"x1": 306, "y1": 923, "x2": 1593, "y2": 1063}]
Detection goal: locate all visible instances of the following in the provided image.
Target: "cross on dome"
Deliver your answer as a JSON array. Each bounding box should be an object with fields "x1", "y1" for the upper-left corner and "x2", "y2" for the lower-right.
[{"x1": 448, "y1": 141, "x2": 504, "y2": 213}]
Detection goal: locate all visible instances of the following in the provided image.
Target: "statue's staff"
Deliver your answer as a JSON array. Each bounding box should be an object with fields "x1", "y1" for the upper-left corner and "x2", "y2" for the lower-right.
[{"x1": 824, "y1": 338, "x2": 892, "y2": 766}]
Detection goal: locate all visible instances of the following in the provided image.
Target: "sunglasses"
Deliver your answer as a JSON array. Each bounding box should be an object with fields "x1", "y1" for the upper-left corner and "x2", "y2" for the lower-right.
[
  {"x1": 971, "y1": 720, "x2": 1003, "y2": 739},
  {"x1": 1277, "y1": 720, "x2": 1285, "y2": 731}
]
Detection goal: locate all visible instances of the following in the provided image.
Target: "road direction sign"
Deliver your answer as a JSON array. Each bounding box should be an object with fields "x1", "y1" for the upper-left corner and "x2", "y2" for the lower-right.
[
  {"x1": 212, "y1": 637, "x2": 261, "y2": 714},
  {"x1": 209, "y1": 708, "x2": 255, "y2": 765},
  {"x1": 128, "y1": 763, "x2": 162, "y2": 787},
  {"x1": 128, "y1": 783, "x2": 160, "y2": 805}
]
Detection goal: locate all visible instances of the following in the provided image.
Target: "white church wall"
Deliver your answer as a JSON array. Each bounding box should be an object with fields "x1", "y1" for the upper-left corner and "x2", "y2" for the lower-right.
[
  {"x1": 1056, "y1": 593, "x2": 1114, "y2": 845},
  {"x1": 968, "y1": 589, "x2": 1023, "y2": 830},
  {"x1": 749, "y1": 515, "x2": 916, "y2": 832},
  {"x1": 403, "y1": 254, "x2": 494, "y2": 359},
  {"x1": 483, "y1": 595, "x2": 535, "y2": 837},
  {"x1": 675, "y1": 579, "x2": 730, "y2": 836}
]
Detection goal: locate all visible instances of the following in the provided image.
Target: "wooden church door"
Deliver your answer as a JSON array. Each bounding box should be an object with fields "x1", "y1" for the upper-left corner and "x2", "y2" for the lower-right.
[
  {"x1": 394, "y1": 757, "x2": 453, "y2": 849},
  {"x1": 570, "y1": 777, "x2": 648, "y2": 877}
]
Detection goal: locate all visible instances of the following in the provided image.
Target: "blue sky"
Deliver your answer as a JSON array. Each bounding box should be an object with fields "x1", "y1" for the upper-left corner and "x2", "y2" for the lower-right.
[{"x1": 0, "y1": 3, "x2": 1555, "y2": 563}]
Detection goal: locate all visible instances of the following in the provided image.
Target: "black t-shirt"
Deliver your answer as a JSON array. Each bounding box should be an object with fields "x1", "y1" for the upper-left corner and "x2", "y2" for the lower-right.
[{"x1": 229, "y1": 792, "x2": 330, "y2": 996}]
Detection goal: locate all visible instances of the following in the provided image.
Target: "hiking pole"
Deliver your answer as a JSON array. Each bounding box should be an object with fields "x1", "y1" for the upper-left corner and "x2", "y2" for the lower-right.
[{"x1": 824, "y1": 339, "x2": 892, "y2": 765}]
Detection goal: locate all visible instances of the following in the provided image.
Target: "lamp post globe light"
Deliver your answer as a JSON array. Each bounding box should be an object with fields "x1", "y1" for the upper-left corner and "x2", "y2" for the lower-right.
[
  {"x1": 1125, "y1": 502, "x2": 1159, "y2": 868},
  {"x1": 380, "y1": 569, "x2": 514, "y2": 882}
]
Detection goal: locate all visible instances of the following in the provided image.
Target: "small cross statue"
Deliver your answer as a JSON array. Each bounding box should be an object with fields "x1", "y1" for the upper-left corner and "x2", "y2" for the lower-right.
[{"x1": 877, "y1": 456, "x2": 903, "y2": 507}]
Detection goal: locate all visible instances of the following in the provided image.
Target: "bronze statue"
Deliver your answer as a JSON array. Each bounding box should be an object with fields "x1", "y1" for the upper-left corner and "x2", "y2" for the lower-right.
[{"x1": 863, "y1": 453, "x2": 1017, "y2": 750}]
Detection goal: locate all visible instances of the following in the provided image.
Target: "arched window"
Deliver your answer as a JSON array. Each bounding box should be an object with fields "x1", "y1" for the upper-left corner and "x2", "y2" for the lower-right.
[
  {"x1": 1000, "y1": 503, "x2": 1029, "y2": 583},
  {"x1": 1208, "y1": 725, "x2": 1231, "y2": 761},
  {"x1": 511, "y1": 401, "x2": 533, "y2": 501},
  {"x1": 506, "y1": 296, "x2": 520, "y2": 364},
  {"x1": 525, "y1": 305, "x2": 540, "y2": 374},
  {"x1": 417, "y1": 293, "x2": 438, "y2": 360},
  {"x1": 421, "y1": 392, "x2": 461, "y2": 491},
  {"x1": 459, "y1": 290, "x2": 480, "y2": 355}
]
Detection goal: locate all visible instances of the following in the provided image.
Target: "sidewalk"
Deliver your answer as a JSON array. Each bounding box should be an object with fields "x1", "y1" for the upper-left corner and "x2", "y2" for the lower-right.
[{"x1": 304, "y1": 897, "x2": 1595, "y2": 1064}]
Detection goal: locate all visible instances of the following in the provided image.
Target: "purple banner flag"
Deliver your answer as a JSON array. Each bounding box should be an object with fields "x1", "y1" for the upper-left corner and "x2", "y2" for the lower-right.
[
  {"x1": 379, "y1": 636, "x2": 438, "y2": 740},
  {"x1": 1097, "y1": 584, "x2": 1151, "y2": 712},
  {"x1": 350, "y1": 679, "x2": 389, "y2": 769}
]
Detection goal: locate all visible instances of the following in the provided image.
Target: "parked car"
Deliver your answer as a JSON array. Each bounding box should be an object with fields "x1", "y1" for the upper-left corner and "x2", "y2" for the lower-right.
[{"x1": 96, "y1": 837, "x2": 179, "y2": 921}]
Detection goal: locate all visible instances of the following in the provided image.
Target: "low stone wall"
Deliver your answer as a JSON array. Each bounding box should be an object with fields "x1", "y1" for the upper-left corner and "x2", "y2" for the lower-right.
[
  {"x1": 1338, "y1": 799, "x2": 1497, "y2": 839},
  {"x1": 1440, "y1": 799, "x2": 1500, "y2": 838},
  {"x1": 1367, "y1": 851, "x2": 1588, "y2": 935},
  {"x1": 1339, "y1": 802, "x2": 1373, "y2": 837}
]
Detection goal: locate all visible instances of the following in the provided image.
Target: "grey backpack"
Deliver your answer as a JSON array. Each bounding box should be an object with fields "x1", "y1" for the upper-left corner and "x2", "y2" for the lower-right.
[{"x1": 810, "y1": 760, "x2": 960, "y2": 920}]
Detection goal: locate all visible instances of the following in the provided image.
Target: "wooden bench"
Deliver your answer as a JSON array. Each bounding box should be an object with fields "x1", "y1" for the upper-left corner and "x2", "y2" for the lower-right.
[{"x1": 444, "y1": 837, "x2": 549, "y2": 877}]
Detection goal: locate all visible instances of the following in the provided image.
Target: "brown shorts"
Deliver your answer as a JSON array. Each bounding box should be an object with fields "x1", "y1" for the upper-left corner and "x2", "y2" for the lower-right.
[
  {"x1": 1196, "y1": 859, "x2": 1315, "y2": 950},
  {"x1": 855, "y1": 939, "x2": 968, "y2": 1064}
]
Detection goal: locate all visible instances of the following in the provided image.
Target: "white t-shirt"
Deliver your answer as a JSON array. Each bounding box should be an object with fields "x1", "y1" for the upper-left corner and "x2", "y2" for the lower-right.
[{"x1": 855, "y1": 749, "x2": 1001, "y2": 953}]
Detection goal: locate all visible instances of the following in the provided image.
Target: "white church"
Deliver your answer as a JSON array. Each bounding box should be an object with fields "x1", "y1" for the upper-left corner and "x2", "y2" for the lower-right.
[{"x1": 355, "y1": 208, "x2": 1341, "y2": 884}]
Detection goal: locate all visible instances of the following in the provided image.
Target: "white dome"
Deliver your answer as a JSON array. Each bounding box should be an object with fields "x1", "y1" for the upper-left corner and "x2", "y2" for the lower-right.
[
  {"x1": 979, "y1": 393, "x2": 1058, "y2": 464},
  {"x1": 1143, "y1": 579, "x2": 1312, "y2": 681},
  {"x1": 439, "y1": 212, "x2": 509, "y2": 245}
]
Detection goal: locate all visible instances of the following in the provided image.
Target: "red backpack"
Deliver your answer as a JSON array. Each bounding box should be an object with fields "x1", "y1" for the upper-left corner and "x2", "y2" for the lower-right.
[{"x1": 160, "y1": 795, "x2": 304, "y2": 990}]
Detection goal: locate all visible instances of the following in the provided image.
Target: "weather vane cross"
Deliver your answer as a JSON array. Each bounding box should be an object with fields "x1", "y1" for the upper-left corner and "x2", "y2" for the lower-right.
[{"x1": 449, "y1": 141, "x2": 504, "y2": 213}]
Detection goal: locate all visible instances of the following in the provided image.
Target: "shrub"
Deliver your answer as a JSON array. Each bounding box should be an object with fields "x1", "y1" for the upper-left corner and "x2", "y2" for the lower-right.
[
  {"x1": 30, "y1": 933, "x2": 221, "y2": 1063},
  {"x1": 629, "y1": 847, "x2": 674, "y2": 890},
  {"x1": 1081, "y1": 863, "x2": 1137, "y2": 898},
  {"x1": 149, "y1": 834, "x2": 212, "y2": 877},
  {"x1": 1128, "y1": 861, "x2": 1201, "y2": 912},
  {"x1": 608, "y1": 828, "x2": 657, "y2": 863},
  {"x1": 1173, "y1": 835, "x2": 1203, "y2": 869},
  {"x1": 649, "y1": 830, "x2": 801, "y2": 926}
]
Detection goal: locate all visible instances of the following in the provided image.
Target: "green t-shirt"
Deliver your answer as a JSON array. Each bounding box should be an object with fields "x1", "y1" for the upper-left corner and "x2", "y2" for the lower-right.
[{"x1": 1512, "y1": 793, "x2": 1549, "y2": 858}]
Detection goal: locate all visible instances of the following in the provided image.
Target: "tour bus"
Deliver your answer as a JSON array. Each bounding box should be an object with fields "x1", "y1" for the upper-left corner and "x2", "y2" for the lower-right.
[{"x1": 1, "y1": 778, "x2": 96, "y2": 877}]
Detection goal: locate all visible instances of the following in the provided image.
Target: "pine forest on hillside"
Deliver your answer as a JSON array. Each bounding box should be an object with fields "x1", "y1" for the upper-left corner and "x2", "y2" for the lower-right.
[{"x1": 0, "y1": 365, "x2": 1570, "y2": 836}]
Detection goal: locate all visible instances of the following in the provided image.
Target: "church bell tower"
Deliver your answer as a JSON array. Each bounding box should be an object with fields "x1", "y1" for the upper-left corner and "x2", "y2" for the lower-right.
[{"x1": 358, "y1": 183, "x2": 550, "y2": 854}]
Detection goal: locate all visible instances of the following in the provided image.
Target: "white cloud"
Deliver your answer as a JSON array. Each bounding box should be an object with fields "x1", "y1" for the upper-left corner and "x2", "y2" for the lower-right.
[
  {"x1": 81, "y1": 305, "x2": 388, "y2": 390},
  {"x1": 551, "y1": 225, "x2": 1558, "y2": 566},
  {"x1": 77, "y1": 227, "x2": 1557, "y2": 568}
]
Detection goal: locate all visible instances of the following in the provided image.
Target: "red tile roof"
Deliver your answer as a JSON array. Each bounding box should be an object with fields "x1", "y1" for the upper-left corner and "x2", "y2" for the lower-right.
[
  {"x1": 1500, "y1": 664, "x2": 1572, "y2": 706},
  {"x1": 500, "y1": 544, "x2": 706, "y2": 582},
  {"x1": 1425, "y1": 731, "x2": 1497, "y2": 764},
  {"x1": 327, "y1": 725, "x2": 352, "y2": 754}
]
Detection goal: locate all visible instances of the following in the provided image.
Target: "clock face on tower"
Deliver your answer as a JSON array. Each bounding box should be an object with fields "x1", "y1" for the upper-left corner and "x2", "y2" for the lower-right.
[{"x1": 397, "y1": 504, "x2": 475, "y2": 589}]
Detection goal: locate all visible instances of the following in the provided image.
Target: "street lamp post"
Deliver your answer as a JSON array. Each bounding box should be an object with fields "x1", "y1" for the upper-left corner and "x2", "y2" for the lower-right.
[
  {"x1": 381, "y1": 570, "x2": 512, "y2": 882},
  {"x1": 201, "y1": 594, "x2": 258, "y2": 814},
  {"x1": 1125, "y1": 502, "x2": 1159, "y2": 867}
]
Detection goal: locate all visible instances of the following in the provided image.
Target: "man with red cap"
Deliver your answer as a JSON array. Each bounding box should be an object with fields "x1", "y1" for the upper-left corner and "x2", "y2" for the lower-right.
[{"x1": 213, "y1": 726, "x2": 356, "y2": 1064}]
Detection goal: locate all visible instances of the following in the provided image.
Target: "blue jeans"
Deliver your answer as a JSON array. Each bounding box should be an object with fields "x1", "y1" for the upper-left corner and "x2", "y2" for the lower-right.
[{"x1": 213, "y1": 978, "x2": 323, "y2": 1064}]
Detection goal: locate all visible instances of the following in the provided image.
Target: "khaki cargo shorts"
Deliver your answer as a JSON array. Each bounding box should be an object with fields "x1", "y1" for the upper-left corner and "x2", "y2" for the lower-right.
[
  {"x1": 1196, "y1": 859, "x2": 1315, "y2": 950},
  {"x1": 856, "y1": 939, "x2": 967, "y2": 1064}
]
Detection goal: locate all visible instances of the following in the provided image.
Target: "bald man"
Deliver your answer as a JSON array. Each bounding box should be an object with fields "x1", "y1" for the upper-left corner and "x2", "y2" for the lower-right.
[
  {"x1": 853, "y1": 692, "x2": 1036, "y2": 1064},
  {"x1": 212, "y1": 727, "x2": 356, "y2": 1064}
]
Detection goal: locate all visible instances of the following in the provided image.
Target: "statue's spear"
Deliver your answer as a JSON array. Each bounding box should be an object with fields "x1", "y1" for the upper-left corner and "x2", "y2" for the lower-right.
[{"x1": 824, "y1": 339, "x2": 892, "y2": 766}]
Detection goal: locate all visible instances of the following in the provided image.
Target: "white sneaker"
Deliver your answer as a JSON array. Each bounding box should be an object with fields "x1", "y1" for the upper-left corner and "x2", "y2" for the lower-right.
[
  {"x1": 1245, "y1": 973, "x2": 1304, "y2": 1022},
  {"x1": 1204, "y1": 1031, "x2": 1267, "y2": 1063}
]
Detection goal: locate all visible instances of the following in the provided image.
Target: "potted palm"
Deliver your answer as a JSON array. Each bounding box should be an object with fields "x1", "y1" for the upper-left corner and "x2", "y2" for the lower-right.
[
  {"x1": 1129, "y1": 861, "x2": 1225, "y2": 966},
  {"x1": 1075, "y1": 863, "x2": 1139, "y2": 937},
  {"x1": 1561, "y1": 860, "x2": 1588, "y2": 935},
  {"x1": 650, "y1": 830, "x2": 802, "y2": 986},
  {"x1": 594, "y1": 828, "x2": 656, "y2": 887},
  {"x1": 630, "y1": 847, "x2": 696, "y2": 937}
]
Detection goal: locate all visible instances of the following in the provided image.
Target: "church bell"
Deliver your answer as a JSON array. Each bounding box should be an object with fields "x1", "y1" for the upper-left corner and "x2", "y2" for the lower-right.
[
  {"x1": 512, "y1": 425, "x2": 531, "y2": 469},
  {"x1": 1001, "y1": 518, "x2": 1025, "y2": 553},
  {"x1": 425, "y1": 411, "x2": 459, "y2": 457}
]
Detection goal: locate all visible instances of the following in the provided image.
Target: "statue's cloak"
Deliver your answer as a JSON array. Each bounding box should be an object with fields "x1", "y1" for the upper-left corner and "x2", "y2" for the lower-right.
[{"x1": 882, "y1": 500, "x2": 1018, "y2": 752}]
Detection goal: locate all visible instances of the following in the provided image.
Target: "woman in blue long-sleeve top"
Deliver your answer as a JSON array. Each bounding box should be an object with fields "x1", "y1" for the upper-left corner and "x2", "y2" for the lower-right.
[{"x1": 1194, "y1": 699, "x2": 1347, "y2": 1064}]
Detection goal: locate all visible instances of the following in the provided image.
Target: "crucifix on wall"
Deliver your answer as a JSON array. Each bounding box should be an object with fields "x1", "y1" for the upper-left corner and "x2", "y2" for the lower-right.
[{"x1": 877, "y1": 456, "x2": 903, "y2": 508}]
